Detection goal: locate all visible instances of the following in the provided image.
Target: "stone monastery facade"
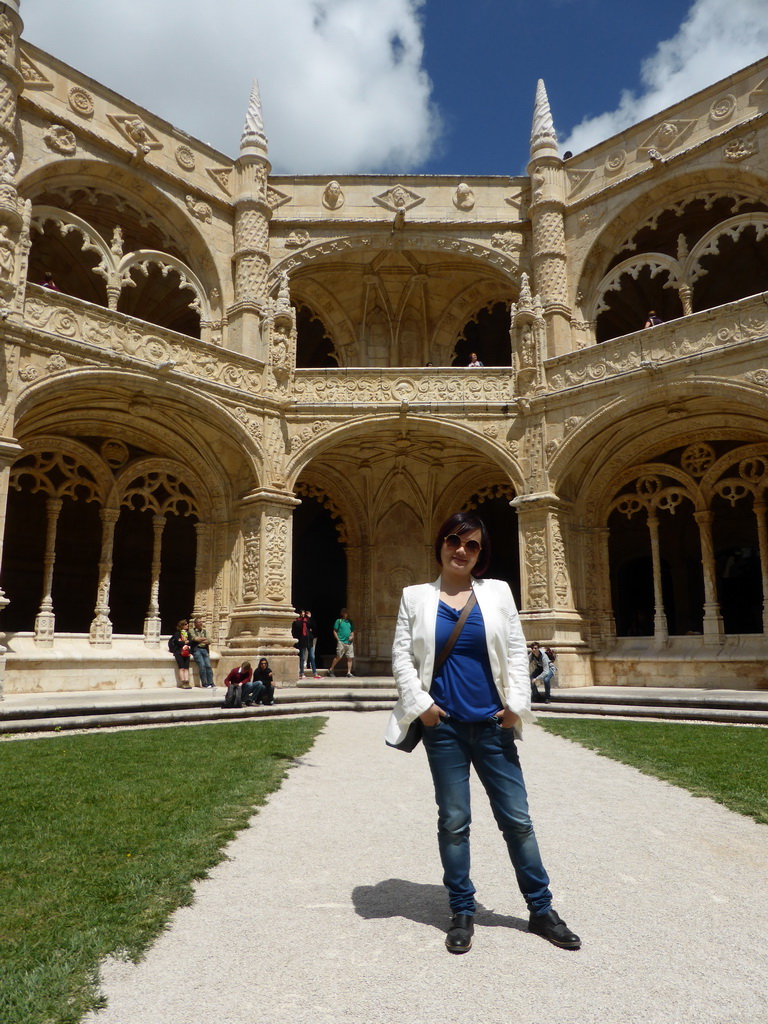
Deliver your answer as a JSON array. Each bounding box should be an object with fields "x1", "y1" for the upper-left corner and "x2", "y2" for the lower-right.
[{"x1": 1, "y1": 0, "x2": 768, "y2": 694}]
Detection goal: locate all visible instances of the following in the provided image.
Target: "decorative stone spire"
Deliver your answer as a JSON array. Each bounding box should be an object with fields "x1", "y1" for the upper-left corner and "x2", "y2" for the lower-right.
[
  {"x1": 518, "y1": 271, "x2": 533, "y2": 312},
  {"x1": 530, "y1": 79, "x2": 558, "y2": 160},
  {"x1": 240, "y1": 79, "x2": 268, "y2": 159}
]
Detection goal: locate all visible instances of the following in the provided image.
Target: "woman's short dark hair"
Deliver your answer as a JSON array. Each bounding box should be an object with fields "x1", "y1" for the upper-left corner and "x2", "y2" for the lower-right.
[{"x1": 434, "y1": 511, "x2": 491, "y2": 577}]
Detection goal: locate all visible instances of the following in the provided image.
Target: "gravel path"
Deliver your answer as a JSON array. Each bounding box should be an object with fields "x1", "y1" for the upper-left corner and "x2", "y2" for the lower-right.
[{"x1": 85, "y1": 711, "x2": 768, "y2": 1024}]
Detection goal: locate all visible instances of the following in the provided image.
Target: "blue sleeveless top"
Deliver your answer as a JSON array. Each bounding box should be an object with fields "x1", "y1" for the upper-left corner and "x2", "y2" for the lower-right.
[{"x1": 429, "y1": 600, "x2": 502, "y2": 720}]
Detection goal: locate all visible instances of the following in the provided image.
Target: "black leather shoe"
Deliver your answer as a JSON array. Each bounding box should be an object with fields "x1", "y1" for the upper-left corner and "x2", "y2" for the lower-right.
[
  {"x1": 528, "y1": 909, "x2": 581, "y2": 949},
  {"x1": 445, "y1": 913, "x2": 474, "y2": 953}
]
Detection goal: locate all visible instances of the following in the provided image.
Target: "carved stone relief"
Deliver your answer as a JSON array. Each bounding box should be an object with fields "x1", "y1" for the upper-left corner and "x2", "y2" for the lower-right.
[
  {"x1": 372, "y1": 184, "x2": 424, "y2": 213},
  {"x1": 709, "y1": 94, "x2": 736, "y2": 124},
  {"x1": 185, "y1": 195, "x2": 212, "y2": 223},
  {"x1": 207, "y1": 166, "x2": 232, "y2": 195},
  {"x1": 69, "y1": 86, "x2": 94, "y2": 118},
  {"x1": 44, "y1": 124, "x2": 76, "y2": 155},
  {"x1": 723, "y1": 133, "x2": 757, "y2": 162},
  {"x1": 322, "y1": 180, "x2": 344, "y2": 210},
  {"x1": 175, "y1": 145, "x2": 196, "y2": 171},
  {"x1": 453, "y1": 183, "x2": 475, "y2": 210}
]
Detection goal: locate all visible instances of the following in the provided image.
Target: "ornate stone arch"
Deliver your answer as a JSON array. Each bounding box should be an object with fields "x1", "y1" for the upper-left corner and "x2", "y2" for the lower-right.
[
  {"x1": 21, "y1": 161, "x2": 224, "y2": 314},
  {"x1": 590, "y1": 252, "x2": 682, "y2": 320},
  {"x1": 13, "y1": 368, "x2": 262, "y2": 485},
  {"x1": 119, "y1": 249, "x2": 210, "y2": 320},
  {"x1": 10, "y1": 442, "x2": 107, "y2": 505},
  {"x1": 294, "y1": 478, "x2": 351, "y2": 544},
  {"x1": 699, "y1": 442, "x2": 768, "y2": 506},
  {"x1": 686, "y1": 212, "x2": 768, "y2": 286},
  {"x1": 289, "y1": 277, "x2": 357, "y2": 351},
  {"x1": 285, "y1": 413, "x2": 525, "y2": 492},
  {"x1": 269, "y1": 231, "x2": 524, "y2": 282},
  {"x1": 576, "y1": 174, "x2": 768, "y2": 337},
  {"x1": 551, "y1": 378, "x2": 768, "y2": 518},
  {"x1": 116, "y1": 459, "x2": 201, "y2": 518},
  {"x1": 431, "y1": 280, "x2": 517, "y2": 364}
]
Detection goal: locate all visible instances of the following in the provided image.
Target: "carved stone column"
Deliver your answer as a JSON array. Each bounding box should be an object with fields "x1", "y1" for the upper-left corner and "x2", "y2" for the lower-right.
[
  {"x1": 693, "y1": 509, "x2": 724, "y2": 645},
  {"x1": 0, "y1": 437, "x2": 22, "y2": 699},
  {"x1": 510, "y1": 273, "x2": 547, "y2": 396},
  {"x1": 89, "y1": 507, "x2": 120, "y2": 646},
  {"x1": 647, "y1": 511, "x2": 669, "y2": 646},
  {"x1": 678, "y1": 284, "x2": 693, "y2": 317},
  {"x1": 224, "y1": 487, "x2": 300, "y2": 682},
  {"x1": 527, "y1": 80, "x2": 572, "y2": 358},
  {"x1": 228, "y1": 81, "x2": 271, "y2": 359},
  {"x1": 143, "y1": 514, "x2": 166, "y2": 647},
  {"x1": 0, "y1": 2, "x2": 24, "y2": 314},
  {"x1": 191, "y1": 520, "x2": 212, "y2": 621},
  {"x1": 752, "y1": 499, "x2": 768, "y2": 636},
  {"x1": 512, "y1": 493, "x2": 586, "y2": 646},
  {"x1": 581, "y1": 528, "x2": 618, "y2": 647},
  {"x1": 34, "y1": 497, "x2": 63, "y2": 646}
]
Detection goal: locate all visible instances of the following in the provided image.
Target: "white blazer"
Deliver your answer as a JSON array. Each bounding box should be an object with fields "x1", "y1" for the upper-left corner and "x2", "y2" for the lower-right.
[{"x1": 385, "y1": 576, "x2": 535, "y2": 746}]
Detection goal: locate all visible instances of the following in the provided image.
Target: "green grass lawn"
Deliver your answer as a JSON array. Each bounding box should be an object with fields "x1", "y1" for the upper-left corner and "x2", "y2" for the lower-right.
[
  {"x1": 540, "y1": 718, "x2": 768, "y2": 826},
  {"x1": 0, "y1": 717, "x2": 325, "y2": 1024}
]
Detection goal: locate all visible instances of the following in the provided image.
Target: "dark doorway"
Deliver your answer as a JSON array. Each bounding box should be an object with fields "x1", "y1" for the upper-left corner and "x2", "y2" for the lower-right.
[
  {"x1": 0, "y1": 485, "x2": 47, "y2": 632},
  {"x1": 465, "y1": 494, "x2": 520, "y2": 606},
  {"x1": 712, "y1": 494, "x2": 762, "y2": 634},
  {"x1": 50, "y1": 496, "x2": 102, "y2": 631},
  {"x1": 292, "y1": 496, "x2": 347, "y2": 661},
  {"x1": 110, "y1": 507, "x2": 154, "y2": 633},
  {"x1": 158, "y1": 513, "x2": 197, "y2": 633}
]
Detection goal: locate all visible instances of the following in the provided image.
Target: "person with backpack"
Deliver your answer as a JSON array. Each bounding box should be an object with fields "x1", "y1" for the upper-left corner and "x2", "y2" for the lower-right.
[
  {"x1": 223, "y1": 662, "x2": 252, "y2": 708},
  {"x1": 528, "y1": 642, "x2": 552, "y2": 703}
]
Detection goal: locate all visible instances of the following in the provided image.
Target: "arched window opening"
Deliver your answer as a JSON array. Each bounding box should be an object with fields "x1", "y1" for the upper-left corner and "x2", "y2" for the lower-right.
[
  {"x1": 607, "y1": 195, "x2": 767, "y2": 272},
  {"x1": 692, "y1": 225, "x2": 768, "y2": 312},
  {"x1": 596, "y1": 265, "x2": 682, "y2": 342},
  {"x1": 30, "y1": 186, "x2": 190, "y2": 263},
  {"x1": 292, "y1": 493, "x2": 347, "y2": 660},
  {"x1": 296, "y1": 304, "x2": 337, "y2": 367},
  {"x1": 28, "y1": 220, "x2": 108, "y2": 306},
  {"x1": 453, "y1": 301, "x2": 511, "y2": 367},
  {"x1": 118, "y1": 261, "x2": 201, "y2": 338}
]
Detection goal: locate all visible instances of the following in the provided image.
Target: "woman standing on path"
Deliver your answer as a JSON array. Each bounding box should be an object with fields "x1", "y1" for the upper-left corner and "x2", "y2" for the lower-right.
[{"x1": 386, "y1": 511, "x2": 580, "y2": 954}]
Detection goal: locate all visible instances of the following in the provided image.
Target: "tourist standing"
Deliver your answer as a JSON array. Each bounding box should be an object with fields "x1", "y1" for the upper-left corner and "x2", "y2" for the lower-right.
[
  {"x1": 189, "y1": 617, "x2": 215, "y2": 688},
  {"x1": 386, "y1": 511, "x2": 580, "y2": 954},
  {"x1": 328, "y1": 608, "x2": 355, "y2": 677}
]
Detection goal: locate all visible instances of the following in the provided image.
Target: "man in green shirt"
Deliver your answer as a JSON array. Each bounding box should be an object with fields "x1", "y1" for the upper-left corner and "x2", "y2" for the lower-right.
[{"x1": 328, "y1": 607, "x2": 355, "y2": 677}]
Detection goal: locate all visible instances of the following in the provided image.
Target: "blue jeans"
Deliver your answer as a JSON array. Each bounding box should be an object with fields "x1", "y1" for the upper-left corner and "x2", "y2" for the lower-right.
[
  {"x1": 298, "y1": 642, "x2": 316, "y2": 676},
  {"x1": 531, "y1": 668, "x2": 553, "y2": 701},
  {"x1": 192, "y1": 647, "x2": 214, "y2": 687},
  {"x1": 422, "y1": 716, "x2": 553, "y2": 916}
]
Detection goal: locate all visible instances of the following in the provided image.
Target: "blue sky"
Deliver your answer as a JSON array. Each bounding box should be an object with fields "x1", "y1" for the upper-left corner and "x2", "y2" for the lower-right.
[{"x1": 21, "y1": 0, "x2": 768, "y2": 175}]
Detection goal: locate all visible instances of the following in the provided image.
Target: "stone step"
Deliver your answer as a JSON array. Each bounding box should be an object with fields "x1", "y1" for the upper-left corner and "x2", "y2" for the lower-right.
[
  {"x1": 536, "y1": 700, "x2": 768, "y2": 726},
  {"x1": 0, "y1": 698, "x2": 397, "y2": 736}
]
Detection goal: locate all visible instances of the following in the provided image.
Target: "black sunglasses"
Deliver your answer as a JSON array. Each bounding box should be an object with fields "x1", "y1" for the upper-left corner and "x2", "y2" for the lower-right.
[{"x1": 444, "y1": 533, "x2": 482, "y2": 555}]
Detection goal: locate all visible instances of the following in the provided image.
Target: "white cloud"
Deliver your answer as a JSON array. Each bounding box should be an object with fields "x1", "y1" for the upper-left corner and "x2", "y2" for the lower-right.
[
  {"x1": 20, "y1": 0, "x2": 440, "y2": 172},
  {"x1": 561, "y1": 0, "x2": 768, "y2": 156}
]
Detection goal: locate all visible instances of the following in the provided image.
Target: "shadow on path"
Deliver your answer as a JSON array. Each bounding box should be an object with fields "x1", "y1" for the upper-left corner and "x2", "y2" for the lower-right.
[{"x1": 352, "y1": 878, "x2": 528, "y2": 933}]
